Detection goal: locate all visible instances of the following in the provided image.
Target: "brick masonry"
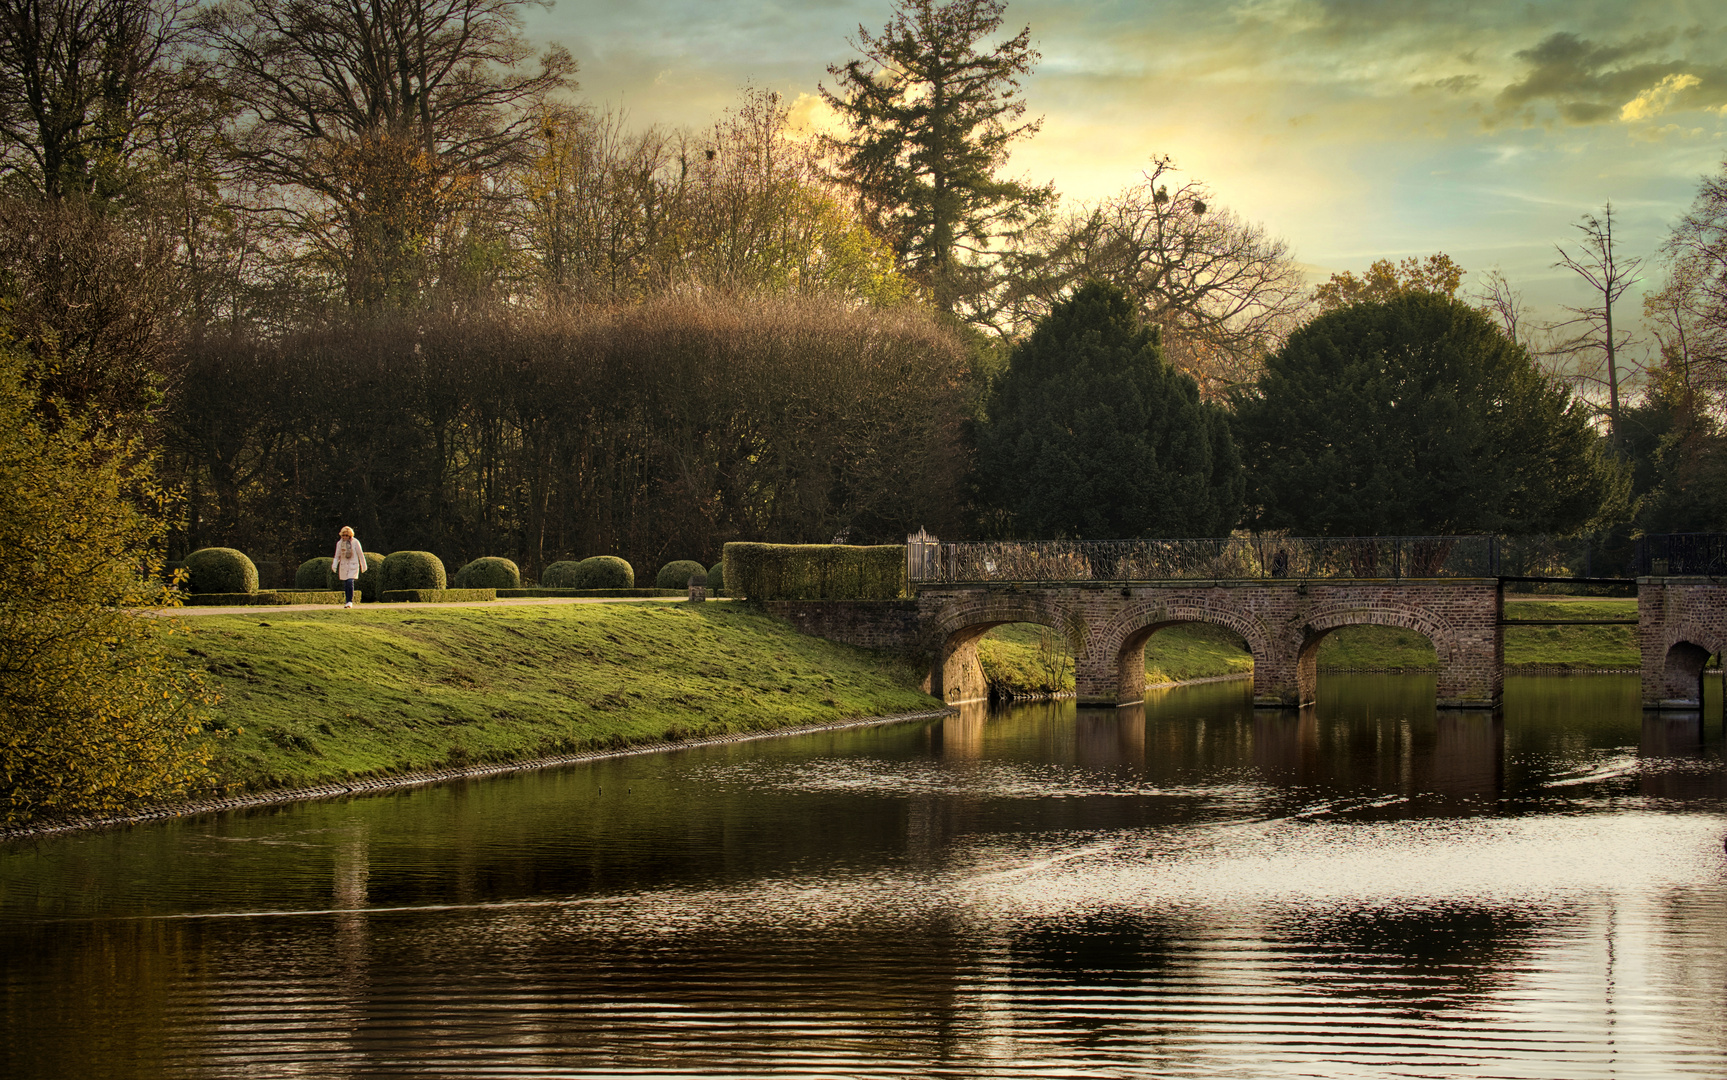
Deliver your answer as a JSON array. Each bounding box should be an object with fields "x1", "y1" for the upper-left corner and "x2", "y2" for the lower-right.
[
  {"x1": 764, "y1": 580, "x2": 1505, "y2": 708},
  {"x1": 1637, "y1": 577, "x2": 1727, "y2": 708}
]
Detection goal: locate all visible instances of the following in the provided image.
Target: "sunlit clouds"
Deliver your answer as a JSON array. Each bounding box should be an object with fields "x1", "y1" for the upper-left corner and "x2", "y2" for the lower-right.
[{"x1": 526, "y1": 0, "x2": 1727, "y2": 322}]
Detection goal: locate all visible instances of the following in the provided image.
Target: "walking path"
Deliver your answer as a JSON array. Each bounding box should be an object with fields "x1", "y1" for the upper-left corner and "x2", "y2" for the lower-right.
[{"x1": 156, "y1": 596, "x2": 682, "y2": 616}]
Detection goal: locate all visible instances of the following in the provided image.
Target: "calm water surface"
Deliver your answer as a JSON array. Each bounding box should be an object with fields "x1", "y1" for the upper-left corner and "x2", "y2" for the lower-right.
[{"x1": 4, "y1": 674, "x2": 1727, "y2": 1079}]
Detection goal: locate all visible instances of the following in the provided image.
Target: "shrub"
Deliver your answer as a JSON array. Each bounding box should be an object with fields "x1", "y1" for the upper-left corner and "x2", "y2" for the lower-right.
[
  {"x1": 567, "y1": 555, "x2": 634, "y2": 589},
  {"x1": 294, "y1": 557, "x2": 329, "y2": 589},
  {"x1": 251, "y1": 557, "x2": 283, "y2": 589},
  {"x1": 380, "y1": 551, "x2": 446, "y2": 593},
  {"x1": 722, "y1": 543, "x2": 906, "y2": 600},
  {"x1": 708, "y1": 560, "x2": 724, "y2": 595},
  {"x1": 453, "y1": 556, "x2": 521, "y2": 589},
  {"x1": 655, "y1": 559, "x2": 707, "y2": 589},
  {"x1": 540, "y1": 560, "x2": 584, "y2": 588},
  {"x1": 184, "y1": 547, "x2": 259, "y2": 594},
  {"x1": 354, "y1": 554, "x2": 385, "y2": 601},
  {"x1": 381, "y1": 588, "x2": 496, "y2": 603}
]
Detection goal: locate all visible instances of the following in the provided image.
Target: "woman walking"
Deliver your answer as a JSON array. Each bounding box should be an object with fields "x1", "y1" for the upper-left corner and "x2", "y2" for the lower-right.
[{"x1": 331, "y1": 526, "x2": 368, "y2": 608}]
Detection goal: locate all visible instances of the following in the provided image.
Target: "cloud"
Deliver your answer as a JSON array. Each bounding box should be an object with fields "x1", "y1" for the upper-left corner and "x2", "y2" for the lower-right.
[
  {"x1": 1495, "y1": 31, "x2": 1679, "y2": 122},
  {"x1": 1620, "y1": 72, "x2": 1702, "y2": 120}
]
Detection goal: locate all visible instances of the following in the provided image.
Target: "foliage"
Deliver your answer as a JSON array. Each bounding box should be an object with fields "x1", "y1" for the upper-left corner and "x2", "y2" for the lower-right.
[
  {"x1": 164, "y1": 297, "x2": 972, "y2": 582},
  {"x1": 0, "y1": 340, "x2": 215, "y2": 825},
  {"x1": 722, "y1": 542, "x2": 906, "y2": 601},
  {"x1": 1314, "y1": 253, "x2": 1465, "y2": 312},
  {"x1": 539, "y1": 561, "x2": 584, "y2": 588},
  {"x1": 1232, "y1": 292, "x2": 1629, "y2": 536},
  {"x1": 976, "y1": 280, "x2": 1243, "y2": 539},
  {"x1": 1000, "y1": 156, "x2": 1309, "y2": 396},
  {"x1": 708, "y1": 560, "x2": 725, "y2": 595},
  {"x1": 380, "y1": 588, "x2": 494, "y2": 603},
  {"x1": 567, "y1": 556, "x2": 634, "y2": 590},
  {"x1": 198, "y1": 0, "x2": 575, "y2": 309},
  {"x1": 655, "y1": 560, "x2": 708, "y2": 590},
  {"x1": 453, "y1": 556, "x2": 521, "y2": 590},
  {"x1": 184, "y1": 547, "x2": 258, "y2": 594},
  {"x1": 1647, "y1": 158, "x2": 1727, "y2": 407},
  {"x1": 380, "y1": 551, "x2": 446, "y2": 593},
  {"x1": 820, "y1": 0, "x2": 1052, "y2": 314},
  {"x1": 294, "y1": 557, "x2": 329, "y2": 589}
]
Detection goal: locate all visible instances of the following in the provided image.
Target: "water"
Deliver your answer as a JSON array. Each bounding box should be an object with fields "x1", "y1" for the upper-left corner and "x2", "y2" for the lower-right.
[{"x1": 4, "y1": 674, "x2": 1726, "y2": 1079}]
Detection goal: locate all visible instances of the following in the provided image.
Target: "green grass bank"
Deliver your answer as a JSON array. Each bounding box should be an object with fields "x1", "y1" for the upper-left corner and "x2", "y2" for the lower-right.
[{"x1": 180, "y1": 600, "x2": 936, "y2": 793}]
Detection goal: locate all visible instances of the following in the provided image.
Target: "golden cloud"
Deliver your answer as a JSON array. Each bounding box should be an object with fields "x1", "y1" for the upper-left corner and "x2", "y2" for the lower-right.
[{"x1": 1620, "y1": 72, "x2": 1702, "y2": 121}]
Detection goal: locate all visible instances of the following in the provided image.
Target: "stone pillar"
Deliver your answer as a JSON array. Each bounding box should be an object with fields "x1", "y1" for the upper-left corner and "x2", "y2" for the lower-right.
[{"x1": 686, "y1": 571, "x2": 707, "y2": 603}]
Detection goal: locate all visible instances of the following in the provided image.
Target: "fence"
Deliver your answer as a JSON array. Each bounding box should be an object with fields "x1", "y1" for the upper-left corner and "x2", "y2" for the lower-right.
[
  {"x1": 1635, "y1": 534, "x2": 1727, "y2": 577},
  {"x1": 905, "y1": 535, "x2": 1601, "y2": 584}
]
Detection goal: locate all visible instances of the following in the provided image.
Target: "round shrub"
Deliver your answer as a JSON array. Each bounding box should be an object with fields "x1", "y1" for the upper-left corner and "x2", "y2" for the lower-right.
[
  {"x1": 184, "y1": 547, "x2": 258, "y2": 594},
  {"x1": 354, "y1": 553, "x2": 385, "y2": 601},
  {"x1": 708, "y1": 560, "x2": 724, "y2": 595},
  {"x1": 571, "y1": 555, "x2": 634, "y2": 589},
  {"x1": 294, "y1": 557, "x2": 329, "y2": 589},
  {"x1": 380, "y1": 551, "x2": 447, "y2": 594},
  {"x1": 454, "y1": 556, "x2": 520, "y2": 589},
  {"x1": 540, "y1": 560, "x2": 584, "y2": 588},
  {"x1": 655, "y1": 559, "x2": 707, "y2": 590}
]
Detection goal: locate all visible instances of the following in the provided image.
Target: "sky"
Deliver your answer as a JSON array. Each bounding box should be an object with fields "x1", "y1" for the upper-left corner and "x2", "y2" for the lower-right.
[{"x1": 521, "y1": 0, "x2": 1727, "y2": 342}]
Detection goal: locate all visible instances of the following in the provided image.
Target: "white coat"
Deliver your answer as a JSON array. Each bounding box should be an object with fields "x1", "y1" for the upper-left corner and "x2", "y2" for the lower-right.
[{"x1": 331, "y1": 537, "x2": 368, "y2": 580}]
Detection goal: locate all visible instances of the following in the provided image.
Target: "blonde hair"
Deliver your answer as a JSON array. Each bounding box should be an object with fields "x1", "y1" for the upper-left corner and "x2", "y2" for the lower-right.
[{"x1": 339, "y1": 526, "x2": 354, "y2": 537}]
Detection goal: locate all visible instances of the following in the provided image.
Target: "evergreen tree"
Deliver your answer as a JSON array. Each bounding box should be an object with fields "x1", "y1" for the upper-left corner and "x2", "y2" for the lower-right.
[
  {"x1": 820, "y1": 0, "x2": 1052, "y2": 315},
  {"x1": 1231, "y1": 292, "x2": 1627, "y2": 536},
  {"x1": 977, "y1": 280, "x2": 1243, "y2": 539}
]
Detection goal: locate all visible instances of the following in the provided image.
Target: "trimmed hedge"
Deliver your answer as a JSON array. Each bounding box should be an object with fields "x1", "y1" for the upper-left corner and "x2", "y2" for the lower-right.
[
  {"x1": 380, "y1": 588, "x2": 495, "y2": 603},
  {"x1": 722, "y1": 542, "x2": 907, "y2": 601},
  {"x1": 181, "y1": 590, "x2": 348, "y2": 606},
  {"x1": 708, "y1": 560, "x2": 724, "y2": 595},
  {"x1": 381, "y1": 551, "x2": 446, "y2": 593},
  {"x1": 655, "y1": 559, "x2": 707, "y2": 590},
  {"x1": 185, "y1": 547, "x2": 259, "y2": 594},
  {"x1": 493, "y1": 587, "x2": 682, "y2": 598},
  {"x1": 294, "y1": 557, "x2": 330, "y2": 589},
  {"x1": 454, "y1": 556, "x2": 521, "y2": 590},
  {"x1": 544, "y1": 555, "x2": 634, "y2": 589}
]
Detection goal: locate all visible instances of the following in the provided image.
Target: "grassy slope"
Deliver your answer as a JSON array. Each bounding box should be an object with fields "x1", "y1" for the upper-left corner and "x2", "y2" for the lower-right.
[
  {"x1": 977, "y1": 598, "x2": 1642, "y2": 690},
  {"x1": 179, "y1": 601, "x2": 936, "y2": 792}
]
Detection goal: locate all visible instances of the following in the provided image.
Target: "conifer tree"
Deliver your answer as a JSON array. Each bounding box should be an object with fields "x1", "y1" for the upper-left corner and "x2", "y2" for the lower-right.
[
  {"x1": 820, "y1": 0, "x2": 1052, "y2": 316},
  {"x1": 977, "y1": 280, "x2": 1243, "y2": 539}
]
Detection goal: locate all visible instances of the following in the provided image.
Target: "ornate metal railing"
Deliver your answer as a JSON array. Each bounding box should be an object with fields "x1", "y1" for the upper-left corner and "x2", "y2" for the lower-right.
[
  {"x1": 905, "y1": 534, "x2": 1600, "y2": 584},
  {"x1": 1635, "y1": 534, "x2": 1727, "y2": 577}
]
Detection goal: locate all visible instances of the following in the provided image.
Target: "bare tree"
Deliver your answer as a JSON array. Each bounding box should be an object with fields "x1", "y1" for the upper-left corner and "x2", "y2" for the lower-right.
[
  {"x1": 0, "y1": 0, "x2": 194, "y2": 202},
  {"x1": 1554, "y1": 202, "x2": 1644, "y2": 445},
  {"x1": 1001, "y1": 156, "x2": 1308, "y2": 396},
  {"x1": 1650, "y1": 160, "x2": 1727, "y2": 406},
  {"x1": 199, "y1": 0, "x2": 576, "y2": 309}
]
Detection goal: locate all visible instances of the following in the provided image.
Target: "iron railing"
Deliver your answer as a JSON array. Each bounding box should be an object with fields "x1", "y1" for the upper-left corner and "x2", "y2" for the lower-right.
[
  {"x1": 906, "y1": 535, "x2": 1509, "y2": 584},
  {"x1": 1635, "y1": 534, "x2": 1727, "y2": 577}
]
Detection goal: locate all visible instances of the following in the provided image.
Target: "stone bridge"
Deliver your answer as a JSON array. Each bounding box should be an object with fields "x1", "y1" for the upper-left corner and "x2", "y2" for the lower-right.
[{"x1": 768, "y1": 578, "x2": 1505, "y2": 708}]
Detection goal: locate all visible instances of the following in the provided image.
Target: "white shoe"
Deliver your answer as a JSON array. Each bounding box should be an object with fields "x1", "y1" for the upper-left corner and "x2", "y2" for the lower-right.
[{"x1": 344, "y1": 601, "x2": 353, "y2": 608}]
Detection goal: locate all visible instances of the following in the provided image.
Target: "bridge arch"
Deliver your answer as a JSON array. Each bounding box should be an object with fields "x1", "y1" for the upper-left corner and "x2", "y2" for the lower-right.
[
  {"x1": 926, "y1": 594, "x2": 1086, "y2": 705},
  {"x1": 1650, "y1": 623, "x2": 1724, "y2": 706},
  {"x1": 1094, "y1": 599, "x2": 1272, "y2": 705},
  {"x1": 1293, "y1": 603, "x2": 1459, "y2": 706}
]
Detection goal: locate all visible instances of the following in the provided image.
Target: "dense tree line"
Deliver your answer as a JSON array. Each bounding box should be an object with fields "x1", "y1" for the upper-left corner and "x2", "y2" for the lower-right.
[{"x1": 165, "y1": 298, "x2": 972, "y2": 577}]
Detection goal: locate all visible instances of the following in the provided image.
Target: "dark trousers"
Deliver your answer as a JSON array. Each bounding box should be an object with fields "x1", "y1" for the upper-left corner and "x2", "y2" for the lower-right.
[{"x1": 342, "y1": 577, "x2": 357, "y2": 603}]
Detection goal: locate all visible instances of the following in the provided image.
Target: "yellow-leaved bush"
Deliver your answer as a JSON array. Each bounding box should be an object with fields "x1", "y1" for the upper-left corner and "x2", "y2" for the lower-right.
[{"x1": 0, "y1": 341, "x2": 219, "y2": 826}]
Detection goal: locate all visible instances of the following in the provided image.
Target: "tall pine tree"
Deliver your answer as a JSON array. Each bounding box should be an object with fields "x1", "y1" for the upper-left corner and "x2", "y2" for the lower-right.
[{"x1": 820, "y1": 0, "x2": 1052, "y2": 316}]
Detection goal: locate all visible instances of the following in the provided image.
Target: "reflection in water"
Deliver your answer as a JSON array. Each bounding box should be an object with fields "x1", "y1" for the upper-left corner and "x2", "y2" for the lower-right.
[{"x1": 3, "y1": 674, "x2": 1727, "y2": 1079}]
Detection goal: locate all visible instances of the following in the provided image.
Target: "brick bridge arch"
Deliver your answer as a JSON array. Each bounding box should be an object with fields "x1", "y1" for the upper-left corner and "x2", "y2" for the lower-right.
[
  {"x1": 913, "y1": 582, "x2": 1504, "y2": 708},
  {"x1": 1639, "y1": 589, "x2": 1727, "y2": 707},
  {"x1": 927, "y1": 593, "x2": 1087, "y2": 705}
]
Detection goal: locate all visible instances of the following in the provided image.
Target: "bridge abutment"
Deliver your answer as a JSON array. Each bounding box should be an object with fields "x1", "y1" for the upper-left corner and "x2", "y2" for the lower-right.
[{"x1": 1637, "y1": 578, "x2": 1727, "y2": 709}]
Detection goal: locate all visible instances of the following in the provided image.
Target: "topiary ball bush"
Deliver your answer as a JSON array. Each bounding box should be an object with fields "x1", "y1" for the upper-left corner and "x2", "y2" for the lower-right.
[
  {"x1": 655, "y1": 559, "x2": 707, "y2": 590},
  {"x1": 454, "y1": 556, "x2": 521, "y2": 589},
  {"x1": 380, "y1": 551, "x2": 447, "y2": 594},
  {"x1": 708, "y1": 560, "x2": 724, "y2": 595},
  {"x1": 294, "y1": 557, "x2": 329, "y2": 589},
  {"x1": 540, "y1": 560, "x2": 584, "y2": 588},
  {"x1": 571, "y1": 555, "x2": 634, "y2": 589},
  {"x1": 185, "y1": 548, "x2": 258, "y2": 594}
]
